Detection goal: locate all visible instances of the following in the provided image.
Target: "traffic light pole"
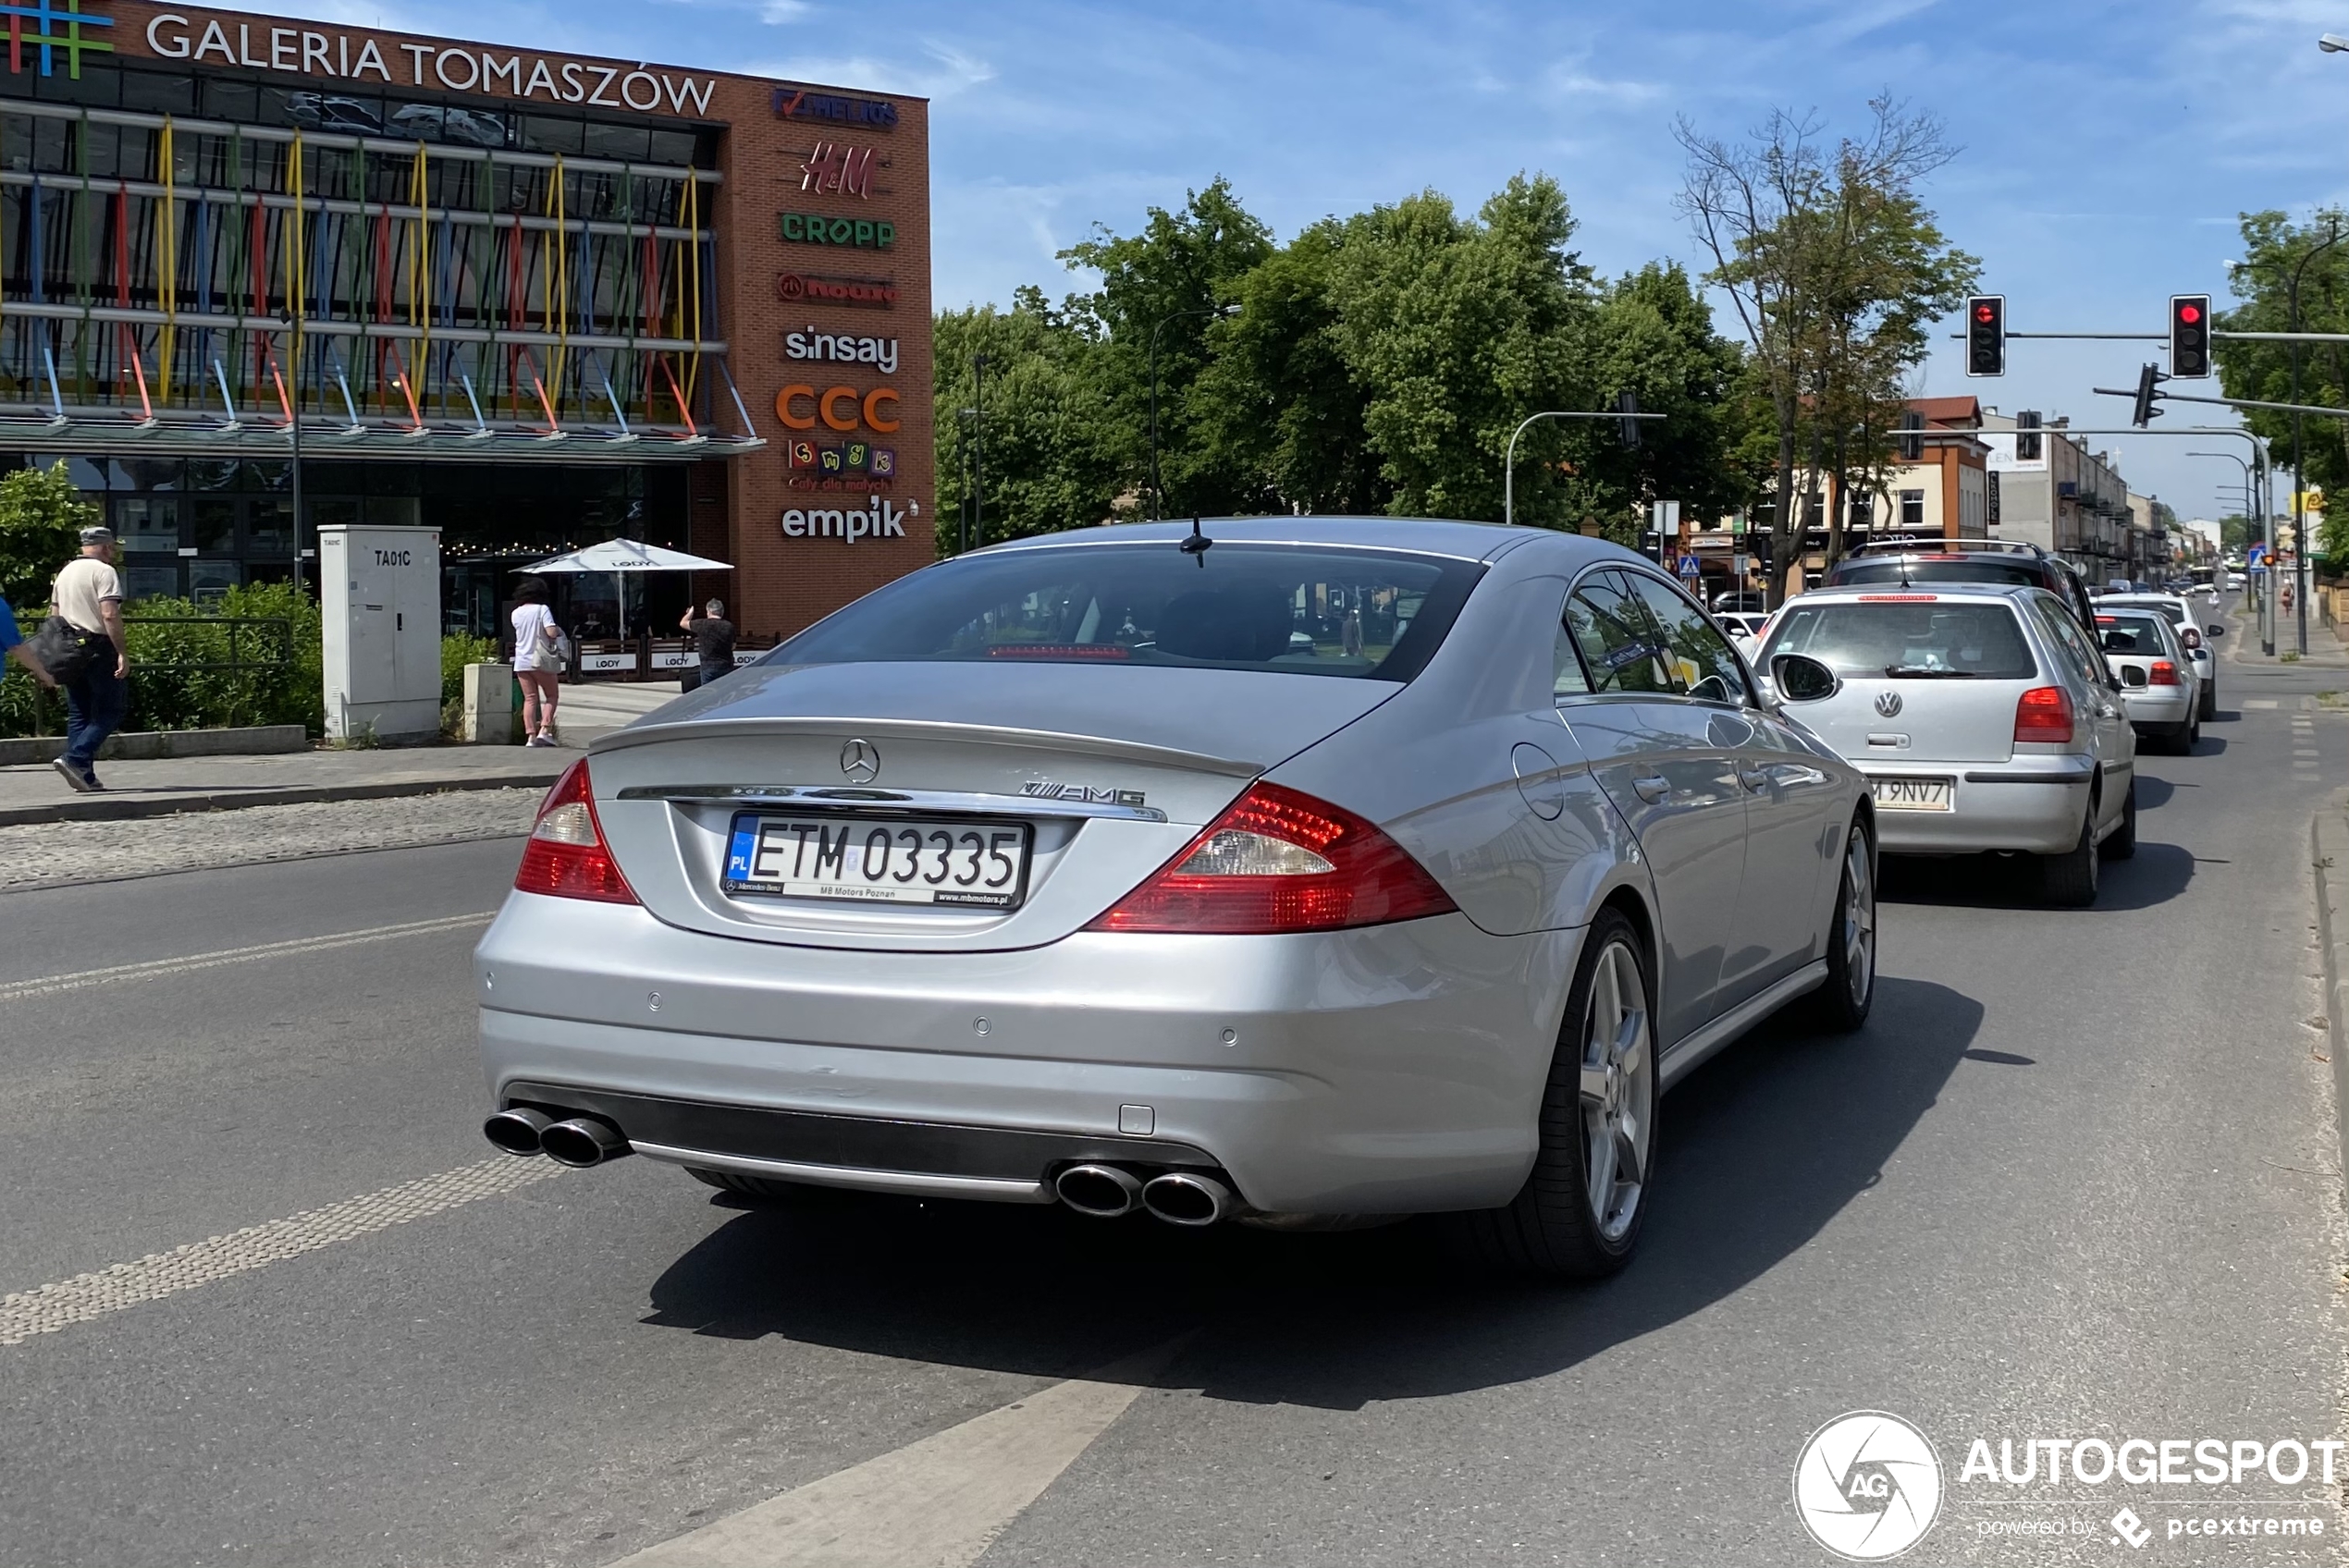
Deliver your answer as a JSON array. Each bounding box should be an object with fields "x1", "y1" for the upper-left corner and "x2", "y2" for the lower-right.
[{"x1": 1502, "y1": 410, "x2": 1666, "y2": 530}]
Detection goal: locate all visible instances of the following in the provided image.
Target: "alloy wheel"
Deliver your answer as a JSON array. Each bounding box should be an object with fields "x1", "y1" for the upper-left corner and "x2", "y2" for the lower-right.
[
  {"x1": 1842, "y1": 829, "x2": 1876, "y2": 1010},
  {"x1": 1577, "y1": 939, "x2": 1653, "y2": 1242}
]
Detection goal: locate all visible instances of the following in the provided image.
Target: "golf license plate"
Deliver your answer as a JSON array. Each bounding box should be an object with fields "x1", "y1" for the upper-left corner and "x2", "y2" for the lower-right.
[
  {"x1": 1870, "y1": 776, "x2": 1954, "y2": 812},
  {"x1": 723, "y1": 813, "x2": 1033, "y2": 908}
]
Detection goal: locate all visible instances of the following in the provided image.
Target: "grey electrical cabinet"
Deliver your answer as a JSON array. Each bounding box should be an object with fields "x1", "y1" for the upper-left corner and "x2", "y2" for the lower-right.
[{"x1": 319, "y1": 523, "x2": 442, "y2": 743}]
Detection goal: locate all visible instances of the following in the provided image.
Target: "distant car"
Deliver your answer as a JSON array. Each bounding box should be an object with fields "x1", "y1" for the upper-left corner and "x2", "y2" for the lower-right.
[
  {"x1": 1823, "y1": 539, "x2": 2100, "y2": 633},
  {"x1": 1711, "y1": 590, "x2": 1766, "y2": 615},
  {"x1": 1756, "y1": 581, "x2": 2136, "y2": 906},
  {"x1": 473, "y1": 519, "x2": 1879, "y2": 1280},
  {"x1": 2096, "y1": 592, "x2": 2222, "y2": 719},
  {"x1": 1716, "y1": 610, "x2": 1769, "y2": 658},
  {"x1": 2095, "y1": 608, "x2": 2199, "y2": 753}
]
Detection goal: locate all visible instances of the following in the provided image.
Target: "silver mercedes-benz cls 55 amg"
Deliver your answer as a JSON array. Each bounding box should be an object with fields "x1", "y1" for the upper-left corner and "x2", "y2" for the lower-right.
[{"x1": 474, "y1": 518, "x2": 1876, "y2": 1277}]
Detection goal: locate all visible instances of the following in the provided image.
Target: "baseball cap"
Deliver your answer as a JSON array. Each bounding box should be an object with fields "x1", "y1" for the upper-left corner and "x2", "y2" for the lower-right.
[{"x1": 80, "y1": 526, "x2": 115, "y2": 545}]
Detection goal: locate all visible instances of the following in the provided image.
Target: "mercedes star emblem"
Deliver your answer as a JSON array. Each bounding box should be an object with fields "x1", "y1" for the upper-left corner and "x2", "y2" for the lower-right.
[
  {"x1": 840, "y1": 739, "x2": 880, "y2": 783},
  {"x1": 1874, "y1": 692, "x2": 1903, "y2": 718}
]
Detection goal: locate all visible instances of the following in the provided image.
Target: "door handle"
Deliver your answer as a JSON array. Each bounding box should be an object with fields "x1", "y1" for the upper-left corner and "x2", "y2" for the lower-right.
[
  {"x1": 1738, "y1": 766, "x2": 1773, "y2": 791},
  {"x1": 1632, "y1": 776, "x2": 1670, "y2": 803}
]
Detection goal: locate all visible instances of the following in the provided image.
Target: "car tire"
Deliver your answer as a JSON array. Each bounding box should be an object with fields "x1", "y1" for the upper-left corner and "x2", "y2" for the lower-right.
[
  {"x1": 2041, "y1": 800, "x2": 2103, "y2": 907},
  {"x1": 1812, "y1": 818, "x2": 1876, "y2": 1033},
  {"x1": 2199, "y1": 683, "x2": 2217, "y2": 721},
  {"x1": 1460, "y1": 907, "x2": 1655, "y2": 1280},
  {"x1": 2100, "y1": 778, "x2": 2137, "y2": 861},
  {"x1": 2183, "y1": 713, "x2": 2201, "y2": 752}
]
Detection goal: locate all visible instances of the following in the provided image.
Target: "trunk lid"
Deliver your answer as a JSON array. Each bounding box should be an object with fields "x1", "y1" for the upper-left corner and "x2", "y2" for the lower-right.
[
  {"x1": 584, "y1": 661, "x2": 1401, "y2": 951},
  {"x1": 1791, "y1": 676, "x2": 2035, "y2": 766}
]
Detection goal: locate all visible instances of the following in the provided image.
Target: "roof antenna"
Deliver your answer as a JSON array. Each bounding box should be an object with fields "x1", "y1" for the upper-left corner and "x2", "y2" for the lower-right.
[{"x1": 1180, "y1": 514, "x2": 1213, "y2": 565}]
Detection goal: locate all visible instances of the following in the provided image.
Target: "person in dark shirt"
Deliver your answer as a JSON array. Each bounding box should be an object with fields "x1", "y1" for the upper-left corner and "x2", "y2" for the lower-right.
[{"x1": 680, "y1": 598, "x2": 737, "y2": 691}]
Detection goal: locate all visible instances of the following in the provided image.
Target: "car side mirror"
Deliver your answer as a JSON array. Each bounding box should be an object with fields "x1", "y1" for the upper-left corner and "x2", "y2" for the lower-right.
[
  {"x1": 2206, "y1": 624, "x2": 2225, "y2": 638},
  {"x1": 1770, "y1": 653, "x2": 1839, "y2": 703}
]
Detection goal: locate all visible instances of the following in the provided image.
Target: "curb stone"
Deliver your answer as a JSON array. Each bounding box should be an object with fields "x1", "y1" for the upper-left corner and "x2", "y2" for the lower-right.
[
  {"x1": 2310, "y1": 792, "x2": 2349, "y2": 1204},
  {"x1": 0, "y1": 768, "x2": 563, "y2": 828}
]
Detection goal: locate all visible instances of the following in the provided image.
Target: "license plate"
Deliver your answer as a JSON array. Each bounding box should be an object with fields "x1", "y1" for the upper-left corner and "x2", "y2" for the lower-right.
[
  {"x1": 1870, "y1": 777, "x2": 1953, "y2": 811},
  {"x1": 722, "y1": 813, "x2": 1033, "y2": 908}
]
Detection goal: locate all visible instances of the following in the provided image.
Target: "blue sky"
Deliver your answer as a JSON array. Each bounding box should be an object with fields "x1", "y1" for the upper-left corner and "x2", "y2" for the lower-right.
[{"x1": 277, "y1": 0, "x2": 2349, "y2": 520}]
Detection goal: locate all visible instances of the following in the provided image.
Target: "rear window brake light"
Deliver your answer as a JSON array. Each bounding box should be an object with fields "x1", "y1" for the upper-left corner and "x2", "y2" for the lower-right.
[{"x1": 1858, "y1": 594, "x2": 1938, "y2": 602}]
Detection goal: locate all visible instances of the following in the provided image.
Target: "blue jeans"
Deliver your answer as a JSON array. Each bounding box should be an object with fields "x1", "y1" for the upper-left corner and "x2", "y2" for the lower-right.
[{"x1": 62, "y1": 659, "x2": 126, "y2": 771}]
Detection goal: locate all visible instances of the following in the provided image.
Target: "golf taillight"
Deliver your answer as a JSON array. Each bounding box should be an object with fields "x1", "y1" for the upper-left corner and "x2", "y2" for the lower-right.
[
  {"x1": 2013, "y1": 685, "x2": 2075, "y2": 744},
  {"x1": 2150, "y1": 660, "x2": 2182, "y2": 687},
  {"x1": 514, "y1": 758, "x2": 639, "y2": 903},
  {"x1": 1088, "y1": 781, "x2": 1457, "y2": 935}
]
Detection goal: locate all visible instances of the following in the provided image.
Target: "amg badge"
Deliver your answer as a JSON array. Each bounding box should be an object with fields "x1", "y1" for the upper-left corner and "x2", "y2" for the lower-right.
[{"x1": 1021, "y1": 780, "x2": 1148, "y2": 807}]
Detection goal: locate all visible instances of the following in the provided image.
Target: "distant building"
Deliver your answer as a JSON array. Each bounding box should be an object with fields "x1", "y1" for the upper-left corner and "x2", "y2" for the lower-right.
[{"x1": 1979, "y1": 410, "x2": 2134, "y2": 579}]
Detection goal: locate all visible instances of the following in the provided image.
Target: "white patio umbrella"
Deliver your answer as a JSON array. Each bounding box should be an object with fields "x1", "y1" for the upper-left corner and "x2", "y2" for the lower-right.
[
  {"x1": 517, "y1": 537, "x2": 733, "y2": 574},
  {"x1": 516, "y1": 538, "x2": 735, "y2": 657}
]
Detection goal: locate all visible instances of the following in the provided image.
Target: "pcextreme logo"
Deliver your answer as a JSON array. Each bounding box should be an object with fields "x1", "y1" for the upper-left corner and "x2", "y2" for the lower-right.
[
  {"x1": 1, "y1": 0, "x2": 113, "y2": 80},
  {"x1": 1793, "y1": 1412, "x2": 1944, "y2": 1561}
]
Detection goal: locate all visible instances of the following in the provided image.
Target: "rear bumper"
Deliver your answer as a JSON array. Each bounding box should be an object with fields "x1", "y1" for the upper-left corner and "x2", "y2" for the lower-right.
[
  {"x1": 1863, "y1": 758, "x2": 2092, "y2": 854},
  {"x1": 474, "y1": 893, "x2": 1577, "y2": 1214},
  {"x1": 2121, "y1": 689, "x2": 2193, "y2": 731}
]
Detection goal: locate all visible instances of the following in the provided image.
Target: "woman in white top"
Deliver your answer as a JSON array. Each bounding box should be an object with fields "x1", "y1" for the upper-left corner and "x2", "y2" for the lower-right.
[{"x1": 510, "y1": 576, "x2": 563, "y2": 747}]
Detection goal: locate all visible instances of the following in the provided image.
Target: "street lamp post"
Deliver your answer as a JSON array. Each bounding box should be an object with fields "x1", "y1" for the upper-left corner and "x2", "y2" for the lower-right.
[
  {"x1": 280, "y1": 313, "x2": 305, "y2": 592},
  {"x1": 1148, "y1": 303, "x2": 1240, "y2": 521},
  {"x1": 971, "y1": 354, "x2": 988, "y2": 551},
  {"x1": 1503, "y1": 409, "x2": 1666, "y2": 530},
  {"x1": 955, "y1": 407, "x2": 977, "y2": 555}
]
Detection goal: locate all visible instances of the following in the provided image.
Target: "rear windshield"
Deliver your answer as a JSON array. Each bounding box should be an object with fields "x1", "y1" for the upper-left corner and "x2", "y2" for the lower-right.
[
  {"x1": 1829, "y1": 558, "x2": 2047, "y2": 589},
  {"x1": 2096, "y1": 614, "x2": 2170, "y2": 655},
  {"x1": 1765, "y1": 600, "x2": 2039, "y2": 680},
  {"x1": 2107, "y1": 598, "x2": 2187, "y2": 625},
  {"x1": 766, "y1": 541, "x2": 1482, "y2": 681}
]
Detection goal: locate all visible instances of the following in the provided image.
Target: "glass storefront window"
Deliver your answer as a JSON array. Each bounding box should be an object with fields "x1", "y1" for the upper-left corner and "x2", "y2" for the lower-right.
[
  {"x1": 116, "y1": 496, "x2": 181, "y2": 550},
  {"x1": 188, "y1": 559, "x2": 240, "y2": 606},
  {"x1": 192, "y1": 498, "x2": 236, "y2": 553},
  {"x1": 119, "y1": 69, "x2": 197, "y2": 117},
  {"x1": 121, "y1": 566, "x2": 180, "y2": 602},
  {"x1": 248, "y1": 499, "x2": 293, "y2": 555}
]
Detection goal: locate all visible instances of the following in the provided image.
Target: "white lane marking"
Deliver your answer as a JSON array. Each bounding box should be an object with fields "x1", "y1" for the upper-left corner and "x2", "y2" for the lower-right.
[
  {"x1": 612, "y1": 1337, "x2": 1193, "y2": 1568},
  {"x1": 2246, "y1": 699, "x2": 2281, "y2": 709},
  {"x1": 0, "y1": 1158, "x2": 560, "y2": 1346},
  {"x1": 0, "y1": 912, "x2": 495, "y2": 1004}
]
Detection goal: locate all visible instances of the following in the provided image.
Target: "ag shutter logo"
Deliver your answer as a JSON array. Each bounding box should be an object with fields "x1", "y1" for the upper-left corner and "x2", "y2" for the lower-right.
[
  {"x1": 2, "y1": 0, "x2": 114, "y2": 80},
  {"x1": 1793, "y1": 1412, "x2": 1943, "y2": 1561}
]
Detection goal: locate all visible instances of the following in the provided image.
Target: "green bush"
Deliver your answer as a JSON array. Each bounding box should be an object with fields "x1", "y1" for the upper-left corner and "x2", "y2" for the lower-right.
[
  {"x1": 0, "y1": 460, "x2": 99, "y2": 606},
  {"x1": 442, "y1": 631, "x2": 498, "y2": 705}
]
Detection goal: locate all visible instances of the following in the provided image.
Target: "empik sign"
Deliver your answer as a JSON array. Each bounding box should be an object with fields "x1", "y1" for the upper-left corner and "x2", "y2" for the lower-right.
[
  {"x1": 781, "y1": 496, "x2": 912, "y2": 543},
  {"x1": 141, "y1": 11, "x2": 718, "y2": 114}
]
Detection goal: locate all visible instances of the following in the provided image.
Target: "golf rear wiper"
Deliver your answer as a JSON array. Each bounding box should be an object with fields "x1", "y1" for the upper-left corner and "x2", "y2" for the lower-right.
[{"x1": 1882, "y1": 665, "x2": 1980, "y2": 679}]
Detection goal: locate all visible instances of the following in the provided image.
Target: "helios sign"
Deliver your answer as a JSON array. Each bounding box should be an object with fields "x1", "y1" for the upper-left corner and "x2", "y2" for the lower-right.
[{"x1": 142, "y1": 11, "x2": 718, "y2": 113}]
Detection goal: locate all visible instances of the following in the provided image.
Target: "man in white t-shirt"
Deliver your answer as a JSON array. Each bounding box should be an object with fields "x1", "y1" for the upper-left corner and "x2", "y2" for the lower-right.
[{"x1": 49, "y1": 526, "x2": 129, "y2": 792}]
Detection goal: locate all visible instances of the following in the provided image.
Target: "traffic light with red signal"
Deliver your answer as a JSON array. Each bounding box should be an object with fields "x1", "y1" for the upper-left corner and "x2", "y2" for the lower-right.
[
  {"x1": 2170, "y1": 295, "x2": 2211, "y2": 378},
  {"x1": 1965, "y1": 295, "x2": 2005, "y2": 376}
]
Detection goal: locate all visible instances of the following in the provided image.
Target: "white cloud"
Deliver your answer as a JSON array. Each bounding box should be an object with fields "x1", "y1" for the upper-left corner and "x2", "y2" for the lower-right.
[
  {"x1": 744, "y1": 38, "x2": 994, "y2": 97},
  {"x1": 760, "y1": 0, "x2": 815, "y2": 20}
]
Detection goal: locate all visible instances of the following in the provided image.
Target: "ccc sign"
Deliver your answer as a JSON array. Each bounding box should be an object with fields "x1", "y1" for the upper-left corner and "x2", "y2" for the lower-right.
[{"x1": 774, "y1": 384, "x2": 900, "y2": 434}]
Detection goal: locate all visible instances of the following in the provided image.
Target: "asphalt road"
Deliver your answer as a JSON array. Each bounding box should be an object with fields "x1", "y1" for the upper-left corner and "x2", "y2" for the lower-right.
[{"x1": 4, "y1": 650, "x2": 2346, "y2": 1566}]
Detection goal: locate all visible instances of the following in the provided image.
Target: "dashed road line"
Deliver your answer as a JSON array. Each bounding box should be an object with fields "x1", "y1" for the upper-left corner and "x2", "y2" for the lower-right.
[
  {"x1": 0, "y1": 912, "x2": 495, "y2": 1004},
  {"x1": 0, "y1": 1158, "x2": 561, "y2": 1346}
]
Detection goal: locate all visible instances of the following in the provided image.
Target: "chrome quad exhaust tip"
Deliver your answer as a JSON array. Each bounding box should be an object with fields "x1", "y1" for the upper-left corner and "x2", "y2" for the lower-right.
[
  {"x1": 1053, "y1": 1163, "x2": 1145, "y2": 1218},
  {"x1": 483, "y1": 1107, "x2": 554, "y2": 1158},
  {"x1": 1140, "y1": 1171, "x2": 1235, "y2": 1227},
  {"x1": 537, "y1": 1116, "x2": 633, "y2": 1169}
]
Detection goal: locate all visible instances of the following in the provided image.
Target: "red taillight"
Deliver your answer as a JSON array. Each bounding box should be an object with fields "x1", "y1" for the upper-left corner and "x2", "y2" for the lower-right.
[
  {"x1": 2149, "y1": 660, "x2": 2181, "y2": 687},
  {"x1": 2013, "y1": 685, "x2": 2075, "y2": 744},
  {"x1": 1859, "y1": 594, "x2": 1939, "y2": 602},
  {"x1": 514, "y1": 759, "x2": 639, "y2": 903},
  {"x1": 1087, "y1": 781, "x2": 1457, "y2": 935}
]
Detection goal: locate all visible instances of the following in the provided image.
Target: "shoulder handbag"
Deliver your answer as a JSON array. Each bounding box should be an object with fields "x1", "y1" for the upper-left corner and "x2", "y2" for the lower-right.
[
  {"x1": 26, "y1": 615, "x2": 100, "y2": 681},
  {"x1": 538, "y1": 619, "x2": 570, "y2": 674}
]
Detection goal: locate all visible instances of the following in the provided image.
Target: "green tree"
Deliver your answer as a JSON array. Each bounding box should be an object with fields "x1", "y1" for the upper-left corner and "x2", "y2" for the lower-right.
[
  {"x1": 2218, "y1": 513, "x2": 2254, "y2": 552},
  {"x1": 2216, "y1": 210, "x2": 2349, "y2": 509},
  {"x1": 0, "y1": 459, "x2": 99, "y2": 605},
  {"x1": 1060, "y1": 178, "x2": 1274, "y2": 518},
  {"x1": 1677, "y1": 96, "x2": 1976, "y2": 600},
  {"x1": 933, "y1": 287, "x2": 1123, "y2": 552},
  {"x1": 1326, "y1": 174, "x2": 1599, "y2": 524}
]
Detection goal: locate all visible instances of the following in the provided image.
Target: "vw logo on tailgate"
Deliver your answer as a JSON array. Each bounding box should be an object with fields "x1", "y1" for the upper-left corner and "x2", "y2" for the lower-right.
[
  {"x1": 839, "y1": 739, "x2": 881, "y2": 782},
  {"x1": 1873, "y1": 692, "x2": 1903, "y2": 718}
]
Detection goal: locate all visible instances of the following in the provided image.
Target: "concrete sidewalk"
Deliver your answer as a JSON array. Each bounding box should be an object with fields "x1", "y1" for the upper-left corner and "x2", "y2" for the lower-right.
[
  {"x1": 0, "y1": 679, "x2": 686, "y2": 827},
  {"x1": 0, "y1": 742, "x2": 567, "y2": 827}
]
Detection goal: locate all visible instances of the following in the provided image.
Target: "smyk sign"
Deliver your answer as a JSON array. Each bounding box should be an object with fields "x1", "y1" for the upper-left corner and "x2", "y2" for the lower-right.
[{"x1": 134, "y1": 7, "x2": 718, "y2": 115}]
